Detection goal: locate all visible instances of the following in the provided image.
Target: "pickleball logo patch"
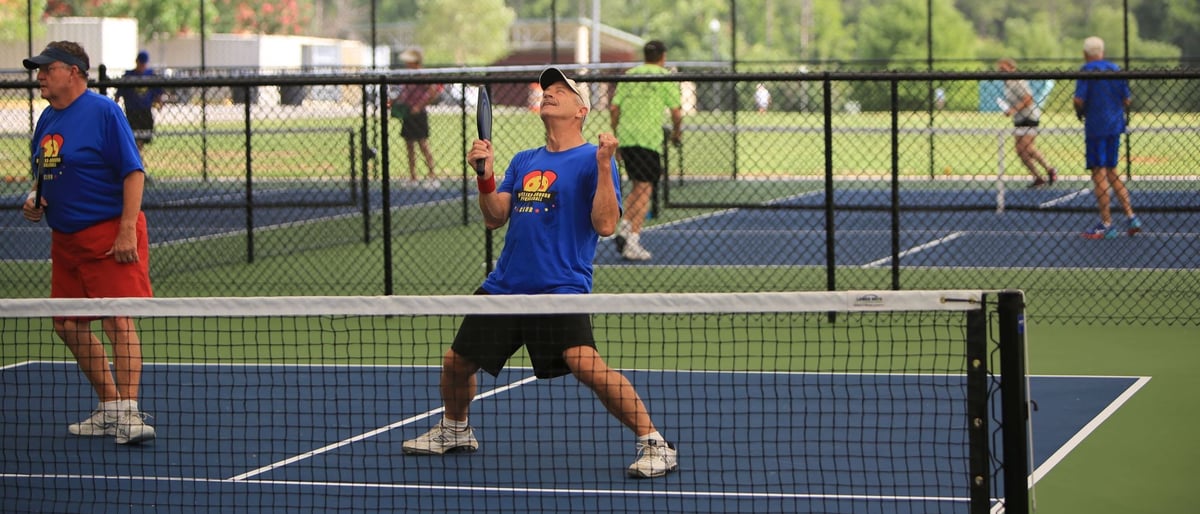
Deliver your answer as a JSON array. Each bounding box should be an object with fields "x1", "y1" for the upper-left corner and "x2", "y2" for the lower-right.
[
  {"x1": 38, "y1": 134, "x2": 64, "y2": 168},
  {"x1": 515, "y1": 170, "x2": 557, "y2": 204}
]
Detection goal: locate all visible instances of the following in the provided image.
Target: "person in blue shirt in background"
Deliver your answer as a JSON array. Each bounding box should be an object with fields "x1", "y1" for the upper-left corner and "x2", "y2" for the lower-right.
[
  {"x1": 116, "y1": 50, "x2": 164, "y2": 155},
  {"x1": 1074, "y1": 36, "x2": 1142, "y2": 239}
]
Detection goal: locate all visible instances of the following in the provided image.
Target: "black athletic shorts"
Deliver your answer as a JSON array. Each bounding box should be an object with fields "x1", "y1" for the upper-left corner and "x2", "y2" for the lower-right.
[
  {"x1": 394, "y1": 106, "x2": 431, "y2": 141},
  {"x1": 451, "y1": 288, "x2": 597, "y2": 379},
  {"x1": 125, "y1": 108, "x2": 155, "y2": 143},
  {"x1": 618, "y1": 146, "x2": 664, "y2": 183}
]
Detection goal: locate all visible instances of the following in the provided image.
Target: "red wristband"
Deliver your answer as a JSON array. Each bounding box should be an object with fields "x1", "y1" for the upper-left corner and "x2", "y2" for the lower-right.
[{"x1": 477, "y1": 175, "x2": 496, "y2": 194}]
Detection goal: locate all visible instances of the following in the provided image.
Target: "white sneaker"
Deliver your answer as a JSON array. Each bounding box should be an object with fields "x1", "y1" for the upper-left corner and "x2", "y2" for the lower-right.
[
  {"x1": 114, "y1": 410, "x2": 156, "y2": 445},
  {"x1": 69, "y1": 407, "x2": 156, "y2": 444},
  {"x1": 68, "y1": 408, "x2": 118, "y2": 437},
  {"x1": 621, "y1": 233, "x2": 652, "y2": 261},
  {"x1": 627, "y1": 439, "x2": 678, "y2": 478},
  {"x1": 402, "y1": 422, "x2": 479, "y2": 455}
]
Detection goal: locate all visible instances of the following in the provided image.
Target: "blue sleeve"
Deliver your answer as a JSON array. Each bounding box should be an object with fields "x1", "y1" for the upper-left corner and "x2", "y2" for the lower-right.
[
  {"x1": 610, "y1": 156, "x2": 623, "y2": 210},
  {"x1": 103, "y1": 102, "x2": 145, "y2": 176},
  {"x1": 499, "y1": 151, "x2": 524, "y2": 194}
]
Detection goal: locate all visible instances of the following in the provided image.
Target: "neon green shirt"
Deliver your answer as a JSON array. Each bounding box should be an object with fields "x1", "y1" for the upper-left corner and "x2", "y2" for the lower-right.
[{"x1": 611, "y1": 63, "x2": 680, "y2": 150}]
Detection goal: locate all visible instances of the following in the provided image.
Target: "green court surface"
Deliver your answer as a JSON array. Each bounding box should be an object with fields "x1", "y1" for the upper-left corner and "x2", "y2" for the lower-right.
[{"x1": 1026, "y1": 322, "x2": 1198, "y2": 513}]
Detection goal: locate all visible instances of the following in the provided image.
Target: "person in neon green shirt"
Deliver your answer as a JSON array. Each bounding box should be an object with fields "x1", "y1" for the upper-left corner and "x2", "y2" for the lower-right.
[{"x1": 610, "y1": 40, "x2": 683, "y2": 261}]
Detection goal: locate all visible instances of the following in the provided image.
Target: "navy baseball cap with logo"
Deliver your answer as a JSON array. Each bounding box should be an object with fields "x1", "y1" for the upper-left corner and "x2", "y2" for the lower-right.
[{"x1": 23, "y1": 46, "x2": 89, "y2": 72}]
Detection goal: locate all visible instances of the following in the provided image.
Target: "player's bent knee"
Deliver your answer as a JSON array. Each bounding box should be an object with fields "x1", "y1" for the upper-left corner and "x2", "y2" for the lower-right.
[{"x1": 442, "y1": 349, "x2": 476, "y2": 374}]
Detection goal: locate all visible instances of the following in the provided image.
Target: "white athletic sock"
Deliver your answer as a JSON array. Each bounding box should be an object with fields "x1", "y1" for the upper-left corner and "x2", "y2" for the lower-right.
[
  {"x1": 442, "y1": 416, "x2": 469, "y2": 431},
  {"x1": 98, "y1": 400, "x2": 123, "y2": 419},
  {"x1": 638, "y1": 431, "x2": 665, "y2": 444},
  {"x1": 114, "y1": 399, "x2": 139, "y2": 413},
  {"x1": 617, "y1": 219, "x2": 631, "y2": 236}
]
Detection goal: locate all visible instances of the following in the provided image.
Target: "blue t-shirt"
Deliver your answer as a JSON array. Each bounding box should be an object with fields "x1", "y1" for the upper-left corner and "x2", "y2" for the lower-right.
[
  {"x1": 481, "y1": 143, "x2": 622, "y2": 295},
  {"x1": 32, "y1": 90, "x2": 145, "y2": 234},
  {"x1": 117, "y1": 68, "x2": 164, "y2": 111},
  {"x1": 1075, "y1": 60, "x2": 1130, "y2": 138}
]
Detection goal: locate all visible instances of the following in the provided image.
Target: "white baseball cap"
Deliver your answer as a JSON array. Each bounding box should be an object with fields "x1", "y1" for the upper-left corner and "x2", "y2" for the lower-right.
[{"x1": 539, "y1": 67, "x2": 590, "y2": 108}]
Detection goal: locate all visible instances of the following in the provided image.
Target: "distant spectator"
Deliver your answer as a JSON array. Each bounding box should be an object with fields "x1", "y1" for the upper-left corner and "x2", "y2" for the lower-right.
[
  {"x1": 115, "y1": 50, "x2": 164, "y2": 154},
  {"x1": 754, "y1": 83, "x2": 771, "y2": 113},
  {"x1": 387, "y1": 48, "x2": 443, "y2": 185}
]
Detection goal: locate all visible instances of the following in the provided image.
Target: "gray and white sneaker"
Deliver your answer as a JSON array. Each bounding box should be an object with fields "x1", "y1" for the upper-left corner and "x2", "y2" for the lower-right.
[
  {"x1": 69, "y1": 407, "x2": 155, "y2": 444},
  {"x1": 627, "y1": 439, "x2": 678, "y2": 478},
  {"x1": 621, "y1": 233, "x2": 652, "y2": 261},
  {"x1": 68, "y1": 408, "x2": 118, "y2": 437},
  {"x1": 402, "y1": 422, "x2": 479, "y2": 455},
  {"x1": 114, "y1": 410, "x2": 156, "y2": 445},
  {"x1": 613, "y1": 219, "x2": 630, "y2": 254}
]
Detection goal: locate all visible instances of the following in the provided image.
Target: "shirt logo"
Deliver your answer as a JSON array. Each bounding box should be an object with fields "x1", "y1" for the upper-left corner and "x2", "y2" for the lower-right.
[
  {"x1": 38, "y1": 134, "x2": 64, "y2": 173},
  {"x1": 515, "y1": 170, "x2": 557, "y2": 203}
]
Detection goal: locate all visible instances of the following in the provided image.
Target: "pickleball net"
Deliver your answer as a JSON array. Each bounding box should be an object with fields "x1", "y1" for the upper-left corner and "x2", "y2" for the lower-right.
[{"x1": 0, "y1": 290, "x2": 1030, "y2": 513}]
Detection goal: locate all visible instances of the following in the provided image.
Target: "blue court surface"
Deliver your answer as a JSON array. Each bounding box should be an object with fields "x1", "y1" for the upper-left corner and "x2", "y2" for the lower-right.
[
  {"x1": 595, "y1": 188, "x2": 1200, "y2": 269},
  {"x1": 0, "y1": 182, "x2": 462, "y2": 262},
  {"x1": 0, "y1": 361, "x2": 1148, "y2": 513},
  {"x1": 5, "y1": 182, "x2": 1197, "y2": 270}
]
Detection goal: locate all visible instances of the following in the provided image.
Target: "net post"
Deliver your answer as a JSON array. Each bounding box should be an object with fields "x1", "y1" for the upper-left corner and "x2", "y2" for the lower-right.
[
  {"x1": 965, "y1": 296, "x2": 991, "y2": 514},
  {"x1": 998, "y1": 290, "x2": 1031, "y2": 514},
  {"x1": 995, "y1": 130, "x2": 1006, "y2": 213}
]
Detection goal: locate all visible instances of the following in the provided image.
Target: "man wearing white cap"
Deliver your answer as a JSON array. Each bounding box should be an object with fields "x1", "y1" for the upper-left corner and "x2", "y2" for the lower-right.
[{"x1": 401, "y1": 67, "x2": 679, "y2": 479}]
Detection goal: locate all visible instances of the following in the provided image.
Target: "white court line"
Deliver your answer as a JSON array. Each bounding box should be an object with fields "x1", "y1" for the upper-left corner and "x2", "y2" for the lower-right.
[
  {"x1": 624, "y1": 189, "x2": 824, "y2": 234},
  {"x1": 0, "y1": 472, "x2": 970, "y2": 505},
  {"x1": 226, "y1": 374, "x2": 539, "y2": 482},
  {"x1": 1038, "y1": 188, "x2": 1091, "y2": 209},
  {"x1": 989, "y1": 375, "x2": 1152, "y2": 514},
  {"x1": 1029, "y1": 375, "x2": 1152, "y2": 486},
  {"x1": 148, "y1": 193, "x2": 459, "y2": 249},
  {"x1": 861, "y1": 232, "x2": 965, "y2": 268}
]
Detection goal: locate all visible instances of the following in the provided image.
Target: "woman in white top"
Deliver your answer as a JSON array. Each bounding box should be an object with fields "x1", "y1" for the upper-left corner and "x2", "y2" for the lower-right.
[{"x1": 998, "y1": 57, "x2": 1057, "y2": 188}]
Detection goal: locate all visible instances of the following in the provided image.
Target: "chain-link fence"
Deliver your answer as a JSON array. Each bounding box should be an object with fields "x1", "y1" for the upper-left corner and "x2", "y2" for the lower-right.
[{"x1": 2, "y1": 67, "x2": 1197, "y2": 325}]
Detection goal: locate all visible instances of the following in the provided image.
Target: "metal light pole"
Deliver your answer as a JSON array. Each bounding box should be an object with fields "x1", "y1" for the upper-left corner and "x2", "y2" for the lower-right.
[{"x1": 709, "y1": 18, "x2": 721, "y2": 62}]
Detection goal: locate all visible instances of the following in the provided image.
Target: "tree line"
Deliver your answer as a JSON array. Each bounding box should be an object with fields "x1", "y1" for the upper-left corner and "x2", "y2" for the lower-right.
[{"x1": 3, "y1": 0, "x2": 1196, "y2": 69}]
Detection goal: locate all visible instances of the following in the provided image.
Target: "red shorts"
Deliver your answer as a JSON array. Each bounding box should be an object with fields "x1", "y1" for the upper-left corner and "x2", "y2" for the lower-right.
[{"x1": 51, "y1": 213, "x2": 153, "y2": 321}]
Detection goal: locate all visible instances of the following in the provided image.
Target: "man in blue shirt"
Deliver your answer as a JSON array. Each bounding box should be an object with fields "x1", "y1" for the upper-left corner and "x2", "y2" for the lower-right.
[
  {"x1": 401, "y1": 67, "x2": 678, "y2": 479},
  {"x1": 1074, "y1": 36, "x2": 1141, "y2": 239},
  {"x1": 21, "y1": 41, "x2": 155, "y2": 445}
]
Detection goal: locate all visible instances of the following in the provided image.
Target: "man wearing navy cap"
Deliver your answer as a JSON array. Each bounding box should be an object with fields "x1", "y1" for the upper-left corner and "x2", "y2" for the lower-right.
[
  {"x1": 21, "y1": 41, "x2": 156, "y2": 445},
  {"x1": 115, "y1": 50, "x2": 164, "y2": 153}
]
